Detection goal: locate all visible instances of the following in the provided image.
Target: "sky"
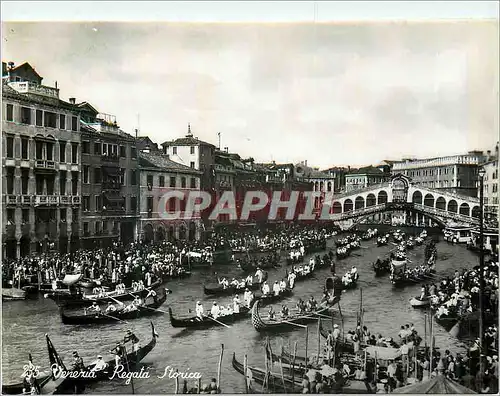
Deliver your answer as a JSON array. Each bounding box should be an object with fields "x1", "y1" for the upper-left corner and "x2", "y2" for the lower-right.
[{"x1": 2, "y1": 20, "x2": 499, "y2": 169}]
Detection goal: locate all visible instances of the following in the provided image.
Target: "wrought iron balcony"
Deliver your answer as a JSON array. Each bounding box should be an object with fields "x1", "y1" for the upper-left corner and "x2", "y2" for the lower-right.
[
  {"x1": 33, "y1": 195, "x2": 59, "y2": 205},
  {"x1": 101, "y1": 154, "x2": 120, "y2": 163},
  {"x1": 34, "y1": 160, "x2": 56, "y2": 171}
]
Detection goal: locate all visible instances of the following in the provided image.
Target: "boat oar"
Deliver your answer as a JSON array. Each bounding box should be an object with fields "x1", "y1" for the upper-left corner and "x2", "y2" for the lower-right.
[
  {"x1": 207, "y1": 316, "x2": 231, "y2": 328},
  {"x1": 100, "y1": 312, "x2": 129, "y2": 324}
]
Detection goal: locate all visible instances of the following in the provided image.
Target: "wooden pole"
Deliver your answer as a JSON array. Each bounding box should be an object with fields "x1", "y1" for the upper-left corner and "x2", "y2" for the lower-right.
[
  {"x1": 305, "y1": 326, "x2": 309, "y2": 367},
  {"x1": 263, "y1": 338, "x2": 269, "y2": 392},
  {"x1": 175, "y1": 369, "x2": 179, "y2": 394},
  {"x1": 217, "y1": 344, "x2": 224, "y2": 392},
  {"x1": 291, "y1": 341, "x2": 297, "y2": 392},
  {"x1": 279, "y1": 345, "x2": 287, "y2": 393},
  {"x1": 243, "y1": 354, "x2": 249, "y2": 393},
  {"x1": 122, "y1": 344, "x2": 135, "y2": 394},
  {"x1": 317, "y1": 318, "x2": 321, "y2": 364},
  {"x1": 374, "y1": 351, "x2": 378, "y2": 383},
  {"x1": 428, "y1": 316, "x2": 433, "y2": 379},
  {"x1": 424, "y1": 313, "x2": 427, "y2": 350},
  {"x1": 198, "y1": 377, "x2": 201, "y2": 394}
]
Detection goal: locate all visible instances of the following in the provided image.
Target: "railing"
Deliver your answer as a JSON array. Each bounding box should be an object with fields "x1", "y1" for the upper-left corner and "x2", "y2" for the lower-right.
[
  {"x1": 8, "y1": 81, "x2": 59, "y2": 98},
  {"x1": 101, "y1": 154, "x2": 120, "y2": 163},
  {"x1": 419, "y1": 186, "x2": 480, "y2": 204},
  {"x1": 102, "y1": 181, "x2": 122, "y2": 190},
  {"x1": 72, "y1": 196, "x2": 81, "y2": 205},
  {"x1": 332, "y1": 182, "x2": 390, "y2": 199},
  {"x1": 34, "y1": 195, "x2": 59, "y2": 205},
  {"x1": 60, "y1": 196, "x2": 71, "y2": 205},
  {"x1": 5, "y1": 195, "x2": 18, "y2": 205},
  {"x1": 413, "y1": 203, "x2": 480, "y2": 225},
  {"x1": 21, "y1": 196, "x2": 32, "y2": 205},
  {"x1": 34, "y1": 160, "x2": 56, "y2": 170}
]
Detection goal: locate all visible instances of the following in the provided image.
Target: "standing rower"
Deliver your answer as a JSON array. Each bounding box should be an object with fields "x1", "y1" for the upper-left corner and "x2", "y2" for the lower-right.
[
  {"x1": 211, "y1": 302, "x2": 220, "y2": 319},
  {"x1": 261, "y1": 281, "x2": 270, "y2": 296},
  {"x1": 196, "y1": 301, "x2": 204, "y2": 320},
  {"x1": 233, "y1": 295, "x2": 241, "y2": 314},
  {"x1": 273, "y1": 281, "x2": 281, "y2": 296}
]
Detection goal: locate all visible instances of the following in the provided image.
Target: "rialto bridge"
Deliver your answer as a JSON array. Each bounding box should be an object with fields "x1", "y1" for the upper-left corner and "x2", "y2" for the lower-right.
[{"x1": 317, "y1": 175, "x2": 481, "y2": 229}]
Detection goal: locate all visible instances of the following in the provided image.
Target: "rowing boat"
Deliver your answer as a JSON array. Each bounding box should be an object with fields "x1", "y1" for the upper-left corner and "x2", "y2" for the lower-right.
[
  {"x1": 2, "y1": 354, "x2": 51, "y2": 395},
  {"x1": 54, "y1": 322, "x2": 158, "y2": 393},
  {"x1": 2, "y1": 287, "x2": 27, "y2": 301},
  {"x1": 409, "y1": 296, "x2": 430, "y2": 308},
  {"x1": 203, "y1": 274, "x2": 268, "y2": 296},
  {"x1": 250, "y1": 299, "x2": 331, "y2": 332},
  {"x1": 59, "y1": 290, "x2": 168, "y2": 325},
  {"x1": 45, "y1": 279, "x2": 162, "y2": 308},
  {"x1": 169, "y1": 306, "x2": 250, "y2": 329}
]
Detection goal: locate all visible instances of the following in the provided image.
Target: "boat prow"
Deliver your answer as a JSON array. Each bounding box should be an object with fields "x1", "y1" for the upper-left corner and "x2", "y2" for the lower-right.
[{"x1": 409, "y1": 296, "x2": 430, "y2": 308}]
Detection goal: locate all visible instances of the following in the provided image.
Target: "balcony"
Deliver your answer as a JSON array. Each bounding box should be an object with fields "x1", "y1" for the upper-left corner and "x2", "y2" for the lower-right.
[
  {"x1": 33, "y1": 195, "x2": 59, "y2": 206},
  {"x1": 34, "y1": 160, "x2": 56, "y2": 172},
  {"x1": 101, "y1": 154, "x2": 120, "y2": 163},
  {"x1": 5, "y1": 195, "x2": 18, "y2": 205},
  {"x1": 8, "y1": 81, "x2": 59, "y2": 99},
  {"x1": 60, "y1": 196, "x2": 72, "y2": 205},
  {"x1": 21, "y1": 196, "x2": 32, "y2": 205},
  {"x1": 72, "y1": 196, "x2": 81, "y2": 205}
]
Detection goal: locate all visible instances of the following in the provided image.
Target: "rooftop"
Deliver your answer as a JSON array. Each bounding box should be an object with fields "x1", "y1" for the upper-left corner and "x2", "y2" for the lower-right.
[
  {"x1": 346, "y1": 166, "x2": 385, "y2": 175},
  {"x1": 161, "y1": 124, "x2": 216, "y2": 148},
  {"x1": 139, "y1": 151, "x2": 202, "y2": 174}
]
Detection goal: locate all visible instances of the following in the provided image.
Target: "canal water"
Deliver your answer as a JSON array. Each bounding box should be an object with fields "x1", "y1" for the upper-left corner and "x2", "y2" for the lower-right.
[{"x1": 2, "y1": 238, "x2": 480, "y2": 394}]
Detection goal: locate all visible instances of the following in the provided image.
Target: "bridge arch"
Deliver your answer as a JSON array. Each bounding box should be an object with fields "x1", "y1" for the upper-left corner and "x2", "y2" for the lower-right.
[
  {"x1": 436, "y1": 197, "x2": 446, "y2": 210},
  {"x1": 366, "y1": 193, "x2": 376, "y2": 207},
  {"x1": 344, "y1": 199, "x2": 353, "y2": 212},
  {"x1": 332, "y1": 201, "x2": 342, "y2": 214},
  {"x1": 424, "y1": 193, "x2": 434, "y2": 207},
  {"x1": 412, "y1": 191, "x2": 423, "y2": 204},
  {"x1": 471, "y1": 206, "x2": 480, "y2": 218},
  {"x1": 355, "y1": 196, "x2": 365, "y2": 210},
  {"x1": 377, "y1": 190, "x2": 388, "y2": 204},
  {"x1": 459, "y1": 203, "x2": 470, "y2": 216},
  {"x1": 447, "y1": 200, "x2": 458, "y2": 213},
  {"x1": 327, "y1": 182, "x2": 332, "y2": 192}
]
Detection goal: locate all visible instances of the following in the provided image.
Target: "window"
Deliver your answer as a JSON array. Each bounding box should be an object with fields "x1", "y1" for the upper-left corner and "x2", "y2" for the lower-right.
[
  {"x1": 22, "y1": 209, "x2": 29, "y2": 224},
  {"x1": 190, "y1": 161, "x2": 195, "y2": 169},
  {"x1": 59, "y1": 141, "x2": 66, "y2": 162},
  {"x1": 120, "y1": 145, "x2": 126, "y2": 158},
  {"x1": 36, "y1": 141, "x2": 43, "y2": 159},
  {"x1": 493, "y1": 184, "x2": 498, "y2": 193},
  {"x1": 72, "y1": 172, "x2": 78, "y2": 195},
  {"x1": 120, "y1": 168, "x2": 125, "y2": 185},
  {"x1": 21, "y1": 138, "x2": 29, "y2": 159},
  {"x1": 7, "y1": 209, "x2": 15, "y2": 224},
  {"x1": 94, "y1": 168, "x2": 101, "y2": 184},
  {"x1": 130, "y1": 197, "x2": 137, "y2": 212},
  {"x1": 71, "y1": 116, "x2": 78, "y2": 131},
  {"x1": 71, "y1": 143, "x2": 78, "y2": 163},
  {"x1": 181, "y1": 177, "x2": 186, "y2": 188},
  {"x1": 59, "y1": 173, "x2": 66, "y2": 195},
  {"x1": 95, "y1": 221, "x2": 102, "y2": 234},
  {"x1": 190, "y1": 146, "x2": 195, "y2": 155},
  {"x1": 83, "y1": 166, "x2": 90, "y2": 183},
  {"x1": 6, "y1": 136, "x2": 14, "y2": 158},
  {"x1": 21, "y1": 170, "x2": 29, "y2": 194},
  {"x1": 59, "y1": 114, "x2": 66, "y2": 129},
  {"x1": 36, "y1": 110, "x2": 43, "y2": 126},
  {"x1": 147, "y1": 175, "x2": 154, "y2": 187},
  {"x1": 159, "y1": 176, "x2": 165, "y2": 187},
  {"x1": 6, "y1": 104, "x2": 14, "y2": 121},
  {"x1": 94, "y1": 142, "x2": 101, "y2": 155},
  {"x1": 44, "y1": 112, "x2": 57, "y2": 128},
  {"x1": 46, "y1": 142, "x2": 53, "y2": 161},
  {"x1": 147, "y1": 197, "x2": 154, "y2": 217},
  {"x1": 172, "y1": 147, "x2": 177, "y2": 155},
  {"x1": 131, "y1": 147, "x2": 137, "y2": 158},
  {"x1": 95, "y1": 195, "x2": 102, "y2": 211},
  {"x1": 131, "y1": 170, "x2": 137, "y2": 185},
  {"x1": 60, "y1": 209, "x2": 67, "y2": 222},
  {"x1": 190, "y1": 177, "x2": 196, "y2": 188},
  {"x1": 21, "y1": 107, "x2": 31, "y2": 124},
  {"x1": 103, "y1": 220, "x2": 108, "y2": 233},
  {"x1": 82, "y1": 141, "x2": 90, "y2": 154},
  {"x1": 83, "y1": 196, "x2": 90, "y2": 211},
  {"x1": 83, "y1": 222, "x2": 89, "y2": 235},
  {"x1": 6, "y1": 167, "x2": 14, "y2": 194},
  {"x1": 72, "y1": 208, "x2": 78, "y2": 222},
  {"x1": 170, "y1": 176, "x2": 176, "y2": 188}
]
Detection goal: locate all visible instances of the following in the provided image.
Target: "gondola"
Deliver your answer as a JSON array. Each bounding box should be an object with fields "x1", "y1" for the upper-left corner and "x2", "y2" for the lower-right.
[
  {"x1": 168, "y1": 306, "x2": 251, "y2": 329},
  {"x1": 250, "y1": 299, "x2": 330, "y2": 332},
  {"x1": 409, "y1": 296, "x2": 430, "y2": 308},
  {"x1": 372, "y1": 259, "x2": 390, "y2": 277},
  {"x1": 45, "y1": 279, "x2": 162, "y2": 308},
  {"x1": 2, "y1": 287, "x2": 27, "y2": 301},
  {"x1": 2, "y1": 354, "x2": 51, "y2": 395},
  {"x1": 231, "y1": 353, "x2": 303, "y2": 393},
  {"x1": 54, "y1": 322, "x2": 159, "y2": 393},
  {"x1": 203, "y1": 273, "x2": 268, "y2": 296},
  {"x1": 318, "y1": 321, "x2": 355, "y2": 354},
  {"x1": 254, "y1": 288, "x2": 293, "y2": 305},
  {"x1": 77, "y1": 278, "x2": 97, "y2": 289},
  {"x1": 59, "y1": 289, "x2": 169, "y2": 325}
]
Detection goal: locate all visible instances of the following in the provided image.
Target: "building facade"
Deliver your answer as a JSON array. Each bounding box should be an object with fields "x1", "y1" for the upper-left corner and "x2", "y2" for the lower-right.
[
  {"x1": 480, "y1": 157, "x2": 499, "y2": 219},
  {"x1": 138, "y1": 151, "x2": 202, "y2": 242},
  {"x1": 345, "y1": 166, "x2": 389, "y2": 192},
  {"x1": 161, "y1": 124, "x2": 216, "y2": 190},
  {"x1": 78, "y1": 103, "x2": 139, "y2": 249},
  {"x1": 391, "y1": 152, "x2": 487, "y2": 197},
  {"x1": 2, "y1": 62, "x2": 82, "y2": 258}
]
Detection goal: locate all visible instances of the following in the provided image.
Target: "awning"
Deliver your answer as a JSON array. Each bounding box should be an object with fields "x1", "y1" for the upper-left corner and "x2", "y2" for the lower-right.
[
  {"x1": 364, "y1": 346, "x2": 401, "y2": 360},
  {"x1": 62, "y1": 273, "x2": 83, "y2": 286}
]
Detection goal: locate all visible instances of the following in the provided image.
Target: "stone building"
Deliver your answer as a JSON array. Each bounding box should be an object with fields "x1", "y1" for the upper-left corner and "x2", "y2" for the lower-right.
[
  {"x1": 78, "y1": 103, "x2": 139, "y2": 249},
  {"x1": 345, "y1": 166, "x2": 390, "y2": 192},
  {"x1": 138, "y1": 150, "x2": 202, "y2": 242},
  {"x1": 480, "y1": 143, "x2": 499, "y2": 219},
  {"x1": 391, "y1": 151, "x2": 487, "y2": 197},
  {"x1": 2, "y1": 62, "x2": 82, "y2": 258}
]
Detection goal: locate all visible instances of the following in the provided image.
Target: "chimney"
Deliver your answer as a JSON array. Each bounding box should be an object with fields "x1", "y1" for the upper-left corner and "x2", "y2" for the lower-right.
[
  {"x1": 55, "y1": 81, "x2": 58, "y2": 89},
  {"x1": 8, "y1": 62, "x2": 14, "y2": 70},
  {"x1": 69, "y1": 98, "x2": 76, "y2": 105},
  {"x1": 305, "y1": 160, "x2": 307, "y2": 167},
  {"x1": 186, "y1": 123, "x2": 193, "y2": 137}
]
